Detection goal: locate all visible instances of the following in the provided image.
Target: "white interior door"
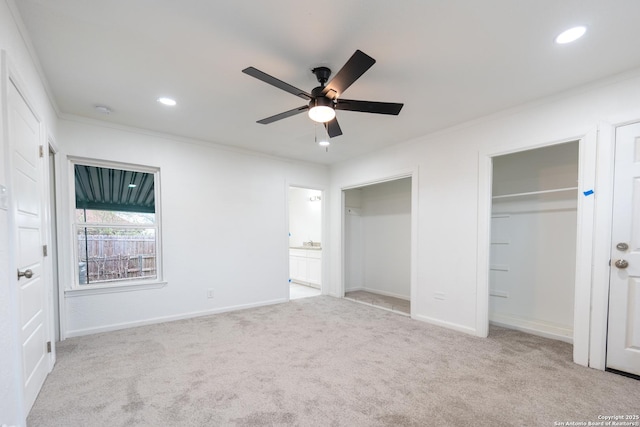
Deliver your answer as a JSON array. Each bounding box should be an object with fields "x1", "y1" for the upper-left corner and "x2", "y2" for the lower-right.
[
  {"x1": 9, "y1": 79, "x2": 49, "y2": 411},
  {"x1": 607, "y1": 121, "x2": 640, "y2": 376}
]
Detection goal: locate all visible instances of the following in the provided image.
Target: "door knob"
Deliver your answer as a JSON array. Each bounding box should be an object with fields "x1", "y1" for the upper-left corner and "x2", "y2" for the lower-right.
[
  {"x1": 17, "y1": 269, "x2": 33, "y2": 280},
  {"x1": 615, "y1": 259, "x2": 629, "y2": 269}
]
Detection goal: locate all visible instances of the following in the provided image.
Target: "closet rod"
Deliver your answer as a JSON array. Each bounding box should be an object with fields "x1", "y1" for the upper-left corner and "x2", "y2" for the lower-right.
[{"x1": 492, "y1": 186, "x2": 578, "y2": 200}]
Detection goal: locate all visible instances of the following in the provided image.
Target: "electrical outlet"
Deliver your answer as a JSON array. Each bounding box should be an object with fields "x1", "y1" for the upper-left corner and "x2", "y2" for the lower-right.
[{"x1": 206, "y1": 289, "x2": 214, "y2": 299}]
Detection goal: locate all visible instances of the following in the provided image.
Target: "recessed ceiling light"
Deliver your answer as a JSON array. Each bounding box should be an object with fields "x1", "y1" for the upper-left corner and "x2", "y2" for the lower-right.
[
  {"x1": 318, "y1": 139, "x2": 330, "y2": 147},
  {"x1": 555, "y1": 26, "x2": 587, "y2": 44},
  {"x1": 157, "y1": 97, "x2": 177, "y2": 106},
  {"x1": 128, "y1": 184, "x2": 137, "y2": 188}
]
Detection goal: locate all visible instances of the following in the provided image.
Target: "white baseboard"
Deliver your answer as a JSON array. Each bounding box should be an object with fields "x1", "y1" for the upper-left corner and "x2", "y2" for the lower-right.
[
  {"x1": 65, "y1": 298, "x2": 288, "y2": 338},
  {"x1": 489, "y1": 312, "x2": 573, "y2": 344},
  {"x1": 413, "y1": 314, "x2": 478, "y2": 336}
]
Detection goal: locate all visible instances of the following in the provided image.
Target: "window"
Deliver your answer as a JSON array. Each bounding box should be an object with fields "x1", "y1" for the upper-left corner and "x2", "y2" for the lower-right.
[{"x1": 72, "y1": 160, "x2": 162, "y2": 288}]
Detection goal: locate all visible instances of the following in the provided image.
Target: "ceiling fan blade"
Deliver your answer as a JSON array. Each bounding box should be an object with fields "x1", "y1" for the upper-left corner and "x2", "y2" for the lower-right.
[
  {"x1": 256, "y1": 105, "x2": 309, "y2": 124},
  {"x1": 324, "y1": 117, "x2": 343, "y2": 138},
  {"x1": 243, "y1": 67, "x2": 312, "y2": 101},
  {"x1": 335, "y1": 99, "x2": 403, "y2": 115},
  {"x1": 322, "y1": 50, "x2": 376, "y2": 98}
]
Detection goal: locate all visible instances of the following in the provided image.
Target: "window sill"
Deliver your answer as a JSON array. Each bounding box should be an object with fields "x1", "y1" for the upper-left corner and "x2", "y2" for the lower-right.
[{"x1": 65, "y1": 280, "x2": 167, "y2": 297}]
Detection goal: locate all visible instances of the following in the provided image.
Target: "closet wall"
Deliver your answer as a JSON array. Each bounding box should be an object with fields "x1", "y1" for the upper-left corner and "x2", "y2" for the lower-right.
[
  {"x1": 490, "y1": 142, "x2": 579, "y2": 342},
  {"x1": 345, "y1": 189, "x2": 364, "y2": 290},
  {"x1": 344, "y1": 178, "x2": 411, "y2": 299}
]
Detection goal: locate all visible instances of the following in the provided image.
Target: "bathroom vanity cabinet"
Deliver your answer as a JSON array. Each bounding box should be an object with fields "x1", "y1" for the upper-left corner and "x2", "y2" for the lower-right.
[{"x1": 289, "y1": 248, "x2": 321, "y2": 288}]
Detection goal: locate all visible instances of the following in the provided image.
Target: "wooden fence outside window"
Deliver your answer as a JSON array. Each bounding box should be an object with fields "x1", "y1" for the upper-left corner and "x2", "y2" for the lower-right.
[{"x1": 78, "y1": 235, "x2": 156, "y2": 284}]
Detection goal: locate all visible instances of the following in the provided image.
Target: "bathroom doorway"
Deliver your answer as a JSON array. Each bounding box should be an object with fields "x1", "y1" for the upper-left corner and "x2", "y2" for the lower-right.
[{"x1": 289, "y1": 186, "x2": 322, "y2": 299}]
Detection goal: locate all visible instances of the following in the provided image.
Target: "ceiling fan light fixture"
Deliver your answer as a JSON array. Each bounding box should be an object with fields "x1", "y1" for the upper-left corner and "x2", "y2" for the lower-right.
[
  {"x1": 308, "y1": 106, "x2": 335, "y2": 123},
  {"x1": 308, "y1": 97, "x2": 335, "y2": 123}
]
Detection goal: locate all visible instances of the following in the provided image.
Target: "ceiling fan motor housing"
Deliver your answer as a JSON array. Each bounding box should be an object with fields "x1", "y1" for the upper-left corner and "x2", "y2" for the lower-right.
[{"x1": 310, "y1": 87, "x2": 334, "y2": 108}]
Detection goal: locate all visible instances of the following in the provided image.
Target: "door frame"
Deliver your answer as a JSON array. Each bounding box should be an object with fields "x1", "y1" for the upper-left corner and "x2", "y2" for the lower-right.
[
  {"x1": 285, "y1": 181, "x2": 327, "y2": 298},
  {"x1": 339, "y1": 168, "x2": 418, "y2": 318},
  {"x1": 477, "y1": 131, "x2": 597, "y2": 367},
  {"x1": 565, "y1": 120, "x2": 639, "y2": 371},
  {"x1": 45, "y1": 137, "x2": 64, "y2": 344}
]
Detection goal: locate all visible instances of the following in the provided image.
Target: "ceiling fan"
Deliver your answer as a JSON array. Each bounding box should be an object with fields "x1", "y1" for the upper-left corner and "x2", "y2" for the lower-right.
[{"x1": 242, "y1": 50, "x2": 404, "y2": 138}]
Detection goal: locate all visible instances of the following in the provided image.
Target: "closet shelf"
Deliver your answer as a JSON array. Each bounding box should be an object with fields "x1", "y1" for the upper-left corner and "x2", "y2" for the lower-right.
[{"x1": 492, "y1": 186, "x2": 578, "y2": 200}]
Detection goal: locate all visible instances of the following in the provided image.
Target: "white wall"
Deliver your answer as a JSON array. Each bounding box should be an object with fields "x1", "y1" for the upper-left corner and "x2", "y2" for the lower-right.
[
  {"x1": 491, "y1": 142, "x2": 579, "y2": 197},
  {"x1": 289, "y1": 187, "x2": 321, "y2": 247},
  {"x1": 490, "y1": 142, "x2": 579, "y2": 342},
  {"x1": 328, "y1": 70, "x2": 640, "y2": 346},
  {"x1": 344, "y1": 189, "x2": 363, "y2": 290},
  {"x1": 344, "y1": 179, "x2": 411, "y2": 300},
  {"x1": 0, "y1": 1, "x2": 59, "y2": 425},
  {"x1": 57, "y1": 119, "x2": 329, "y2": 337}
]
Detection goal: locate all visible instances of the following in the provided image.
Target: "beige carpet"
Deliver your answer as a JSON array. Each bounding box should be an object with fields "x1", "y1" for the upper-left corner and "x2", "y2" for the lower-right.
[{"x1": 29, "y1": 296, "x2": 639, "y2": 426}]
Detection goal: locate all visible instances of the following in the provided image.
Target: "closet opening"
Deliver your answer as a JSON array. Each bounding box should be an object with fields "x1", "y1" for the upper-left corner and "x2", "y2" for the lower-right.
[
  {"x1": 343, "y1": 177, "x2": 412, "y2": 316},
  {"x1": 489, "y1": 141, "x2": 579, "y2": 343},
  {"x1": 288, "y1": 186, "x2": 322, "y2": 300}
]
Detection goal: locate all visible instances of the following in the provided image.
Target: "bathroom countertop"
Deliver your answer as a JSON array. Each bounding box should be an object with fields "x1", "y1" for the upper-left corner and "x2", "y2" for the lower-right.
[{"x1": 289, "y1": 246, "x2": 322, "y2": 251}]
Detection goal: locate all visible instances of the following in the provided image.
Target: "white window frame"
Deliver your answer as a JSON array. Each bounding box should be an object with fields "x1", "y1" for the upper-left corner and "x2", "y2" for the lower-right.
[{"x1": 66, "y1": 157, "x2": 165, "y2": 295}]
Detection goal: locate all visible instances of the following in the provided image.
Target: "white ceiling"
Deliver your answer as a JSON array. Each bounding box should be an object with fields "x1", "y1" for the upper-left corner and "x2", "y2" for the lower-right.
[{"x1": 14, "y1": 0, "x2": 640, "y2": 165}]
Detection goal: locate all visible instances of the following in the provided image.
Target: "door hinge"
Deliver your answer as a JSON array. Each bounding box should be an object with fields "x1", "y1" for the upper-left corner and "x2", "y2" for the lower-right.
[
  {"x1": 43, "y1": 244, "x2": 48, "y2": 257},
  {"x1": 39, "y1": 145, "x2": 44, "y2": 158},
  {"x1": 46, "y1": 341, "x2": 51, "y2": 353}
]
